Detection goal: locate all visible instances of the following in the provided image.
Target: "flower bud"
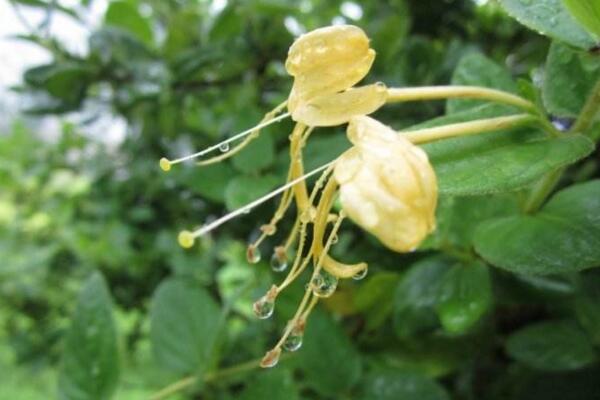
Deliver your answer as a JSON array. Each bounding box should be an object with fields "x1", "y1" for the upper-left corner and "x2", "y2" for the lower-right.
[
  {"x1": 334, "y1": 116, "x2": 438, "y2": 252},
  {"x1": 285, "y1": 25, "x2": 386, "y2": 126}
]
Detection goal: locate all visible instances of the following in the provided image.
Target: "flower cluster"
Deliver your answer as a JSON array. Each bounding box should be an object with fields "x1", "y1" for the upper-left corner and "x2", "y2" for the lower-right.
[{"x1": 159, "y1": 24, "x2": 538, "y2": 367}]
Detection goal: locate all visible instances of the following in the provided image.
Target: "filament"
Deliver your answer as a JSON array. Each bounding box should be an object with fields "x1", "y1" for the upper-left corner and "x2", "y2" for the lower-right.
[
  {"x1": 183, "y1": 160, "x2": 336, "y2": 242},
  {"x1": 164, "y1": 112, "x2": 290, "y2": 166}
]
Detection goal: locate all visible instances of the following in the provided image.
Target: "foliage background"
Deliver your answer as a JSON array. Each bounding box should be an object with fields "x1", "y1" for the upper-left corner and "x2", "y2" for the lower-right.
[{"x1": 1, "y1": 0, "x2": 599, "y2": 399}]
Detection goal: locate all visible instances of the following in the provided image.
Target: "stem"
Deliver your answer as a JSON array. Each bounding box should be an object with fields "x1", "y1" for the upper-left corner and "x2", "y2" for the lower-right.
[
  {"x1": 402, "y1": 114, "x2": 535, "y2": 144},
  {"x1": 524, "y1": 77, "x2": 600, "y2": 213},
  {"x1": 571, "y1": 79, "x2": 600, "y2": 134},
  {"x1": 148, "y1": 376, "x2": 197, "y2": 400},
  {"x1": 523, "y1": 168, "x2": 564, "y2": 213},
  {"x1": 387, "y1": 86, "x2": 537, "y2": 113}
]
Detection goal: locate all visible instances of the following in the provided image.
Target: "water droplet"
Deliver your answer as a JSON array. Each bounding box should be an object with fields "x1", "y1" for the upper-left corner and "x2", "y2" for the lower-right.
[
  {"x1": 330, "y1": 234, "x2": 339, "y2": 244},
  {"x1": 311, "y1": 270, "x2": 338, "y2": 298},
  {"x1": 283, "y1": 325, "x2": 304, "y2": 352},
  {"x1": 270, "y1": 250, "x2": 288, "y2": 272},
  {"x1": 253, "y1": 295, "x2": 275, "y2": 319},
  {"x1": 260, "y1": 348, "x2": 281, "y2": 368},
  {"x1": 246, "y1": 245, "x2": 262, "y2": 264},
  {"x1": 352, "y1": 266, "x2": 368, "y2": 281},
  {"x1": 219, "y1": 142, "x2": 230, "y2": 152}
]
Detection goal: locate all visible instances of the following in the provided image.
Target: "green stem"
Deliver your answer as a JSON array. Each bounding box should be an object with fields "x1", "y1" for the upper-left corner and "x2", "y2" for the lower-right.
[
  {"x1": 401, "y1": 114, "x2": 536, "y2": 144},
  {"x1": 524, "y1": 77, "x2": 600, "y2": 213},
  {"x1": 148, "y1": 376, "x2": 197, "y2": 400},
  {"x1": 148, "y1": 355, "x2": 292, "y2": 400},
  {"x1": 387, "y1": 86, "x2": 538, "y2": 113},
  {"x1": 523, "y1": 168, "x2": 564, "y2": 213},
  {"x1": 571, "y1": 78, "x2": 600, "y2": 134}
]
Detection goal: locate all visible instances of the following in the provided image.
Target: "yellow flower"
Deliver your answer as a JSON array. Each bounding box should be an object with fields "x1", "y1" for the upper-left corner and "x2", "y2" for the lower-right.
[
  {"x1": 285, "y1": 25, "x2": 387, "y2": 126},
  {"x1": 334, "y1": 116, "x2": 438, "y2": 252}
]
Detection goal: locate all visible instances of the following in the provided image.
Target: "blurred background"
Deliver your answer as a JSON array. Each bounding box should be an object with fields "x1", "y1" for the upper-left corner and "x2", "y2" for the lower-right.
[{"x1": 2, "y1": 0, "x2": 592, "y2": 399}]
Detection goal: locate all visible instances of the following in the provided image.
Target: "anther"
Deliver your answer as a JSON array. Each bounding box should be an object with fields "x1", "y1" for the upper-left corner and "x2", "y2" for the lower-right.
[
  {"x1": 159, "y1": 157, "x2": 172, "y2": 172},
  {"x1": 178, "y1": 230, "x2": 195, "y2": 249}
]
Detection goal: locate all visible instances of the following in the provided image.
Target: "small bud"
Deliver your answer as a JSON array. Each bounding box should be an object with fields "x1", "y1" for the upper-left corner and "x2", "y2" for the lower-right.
[
  {"x1": 159, "y1": 157, "x2": 171, "y2": 172},
  {"x1": 335, "y1": 116, "x2": 438, "y2": 252},
  {"x1": 260, "y1": 348, "x2": 281, "y2": 368},
  {"x1": 178, "y1": 230, "x2": 195, "y2": 249}
]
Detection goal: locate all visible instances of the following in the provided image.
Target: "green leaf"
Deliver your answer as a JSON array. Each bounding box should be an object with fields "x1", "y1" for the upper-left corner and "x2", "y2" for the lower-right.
[
  {"x1": 506, "y1": 320, "x2": 596, "y2": 371},
  {"x1": 498, "y1": 0, "x2": 597, "y2": 49},
  {"x1": 359, "y1": 370, "x2": 449, "y2": 400},
  {"x1": 104, "y1": 1, "x2": 153, "y2": 47},
  {"x1": 24, "y1": 63, "x2": 91, "y2": 107},
  {"x1": 354, "y1": 272, "x2": 401, "y2": 330},
  {"x1": 297, "y1": 311, "x2": 362, "y2": 396},
  {"x1": 231, "y1": 128, "x2": 275, "y2": 172},
  {"x1": 58, "y1": 273, "x2": 119, "y2": 400},
  {"x1": 238, "y1": 369, "x2": 299, "y2": 400},
  {"x1": 181, "y1": 162, "x2": 236, "y2": 203},
  {"x1": 424, "y1": 194, "x2": 520, "y2": 251},
  {"x1": 436, "y1": 261, "x2": 492, "y2": 334},
  {"x1": 574, "y1": 273, "x2": 600, "y2": 346},
  {"x1": 393, "y1": 257, "x2": 450, "y2": 338},
  {"x1": 447, "y1": 53, "x2": 518, "y2": 114},
  {"x1": 150, "y1": 278, "x2": 221, "y2": 375},
  {"x1": 562, "y1": 0, "x2": 600, "y2": 37},
  {"x1": 475, "y1": 180, "x2": 600, "y2": 274},
  {"x1": 224, "y1": 174, "x2": 280, "y2": 211},
  {"x1": 543, "y1": 42, "x2": 600, "y2": 118},
  {"x1": 419, "y1": 112, "x2": 594, "y2": 195}
]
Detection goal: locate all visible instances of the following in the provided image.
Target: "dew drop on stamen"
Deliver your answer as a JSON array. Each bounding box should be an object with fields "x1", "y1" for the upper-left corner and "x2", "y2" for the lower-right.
[
  {"x1": 219, "y1": 142, "x2": 230, "y2": 152},
  {"x1": 311, "y1": 270, "x2": 338, "y2": 298},
  {"x1": 253, "y1": 295, "x2": 275, "y2": 319},
  {"x1": 283, "y1": 325, "x2": 304, "y2": 352},
  {"x1": 270, "y1": 251, "x2": 288, "y2": 272},
  {"x1": 247, "y1": 245, "x2": 262, "y2": 264}
]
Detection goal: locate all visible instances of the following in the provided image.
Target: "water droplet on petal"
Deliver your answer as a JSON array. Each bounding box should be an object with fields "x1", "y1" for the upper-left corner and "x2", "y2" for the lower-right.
[
  {"x1": 253, "y1": 295, "x2": 275, "y2": 319},
  {"x1": 311, "y1": 270, "x2": 338, "y2": 298},
  {"x1": 247, "y1": 245, "x2": 262, "y2": 264},
  {"x1": 219, "y1": 142, "x2": 230, "y2": 152},
  {"x1": 330, "y1": 234, "x2": 339, "y2": 244},
  {"x1": 260, "y1": 348, "x2": 281, "y2": 368}
]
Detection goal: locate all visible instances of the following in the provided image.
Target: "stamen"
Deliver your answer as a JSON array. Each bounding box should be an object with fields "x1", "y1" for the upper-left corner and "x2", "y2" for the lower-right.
[
  {"x1": 160, "y1": 112, "x2": 290, "y2": 170},
  {"x1": 178, "y1": 160, "x2": 336, "y2": 248}
]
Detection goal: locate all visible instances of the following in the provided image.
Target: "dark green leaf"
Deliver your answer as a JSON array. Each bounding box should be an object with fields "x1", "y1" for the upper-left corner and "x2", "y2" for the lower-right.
[
  {"x1": 58, "y1": 273, "x2": 119, "y2": 400},
  {"x1": 424, "y1": 194, "x2": 519, "y2": 251},
  {"x1": 297, "y1": 311, "x2": 362, "y2": 396},
  {"x1": 354, "y1": 272, "x2": 401, "y2": 330},
  {"x1": 543, "y1": 42, "x2": 600, "y2": 118},
  {"x1": 436, "y1": 261, "x2": 492, "y2": 334},
  {"x1": 359, "y1": 370, "x2": 449, "y2": 400},
  {"x1": 475, "y1": 180, "x2": 600, "y2": 274},
  {"x1": 498, "y1": 0, "x2": 597, "y2": 49},
  {"x1": 224, "y1": 174, "x2": 280, "y2": 211},
  {"x1": 393, "y1": 257, "x2": 450, "y2": 337},
  {"x1": 238, "y1": 369, "x2": 299, "y2": 400},
  {"x1": 506, "y1": 320, "x2": 596, "y2": 371},
  {"x1": 150, "y1": 279, "x2": 221, "y2": 375}
]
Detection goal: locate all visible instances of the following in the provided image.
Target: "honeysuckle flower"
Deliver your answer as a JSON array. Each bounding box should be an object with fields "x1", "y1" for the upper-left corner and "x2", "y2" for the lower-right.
[
  {"x1": 335, "y1": 116, "x2": 437, "y2": 252},
  {"x1": 285, "y1": 25, "x2": 388, "y2": 126},
  {"x1": 157, "y1": 22, "x2": 539, "y2": 369}
]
